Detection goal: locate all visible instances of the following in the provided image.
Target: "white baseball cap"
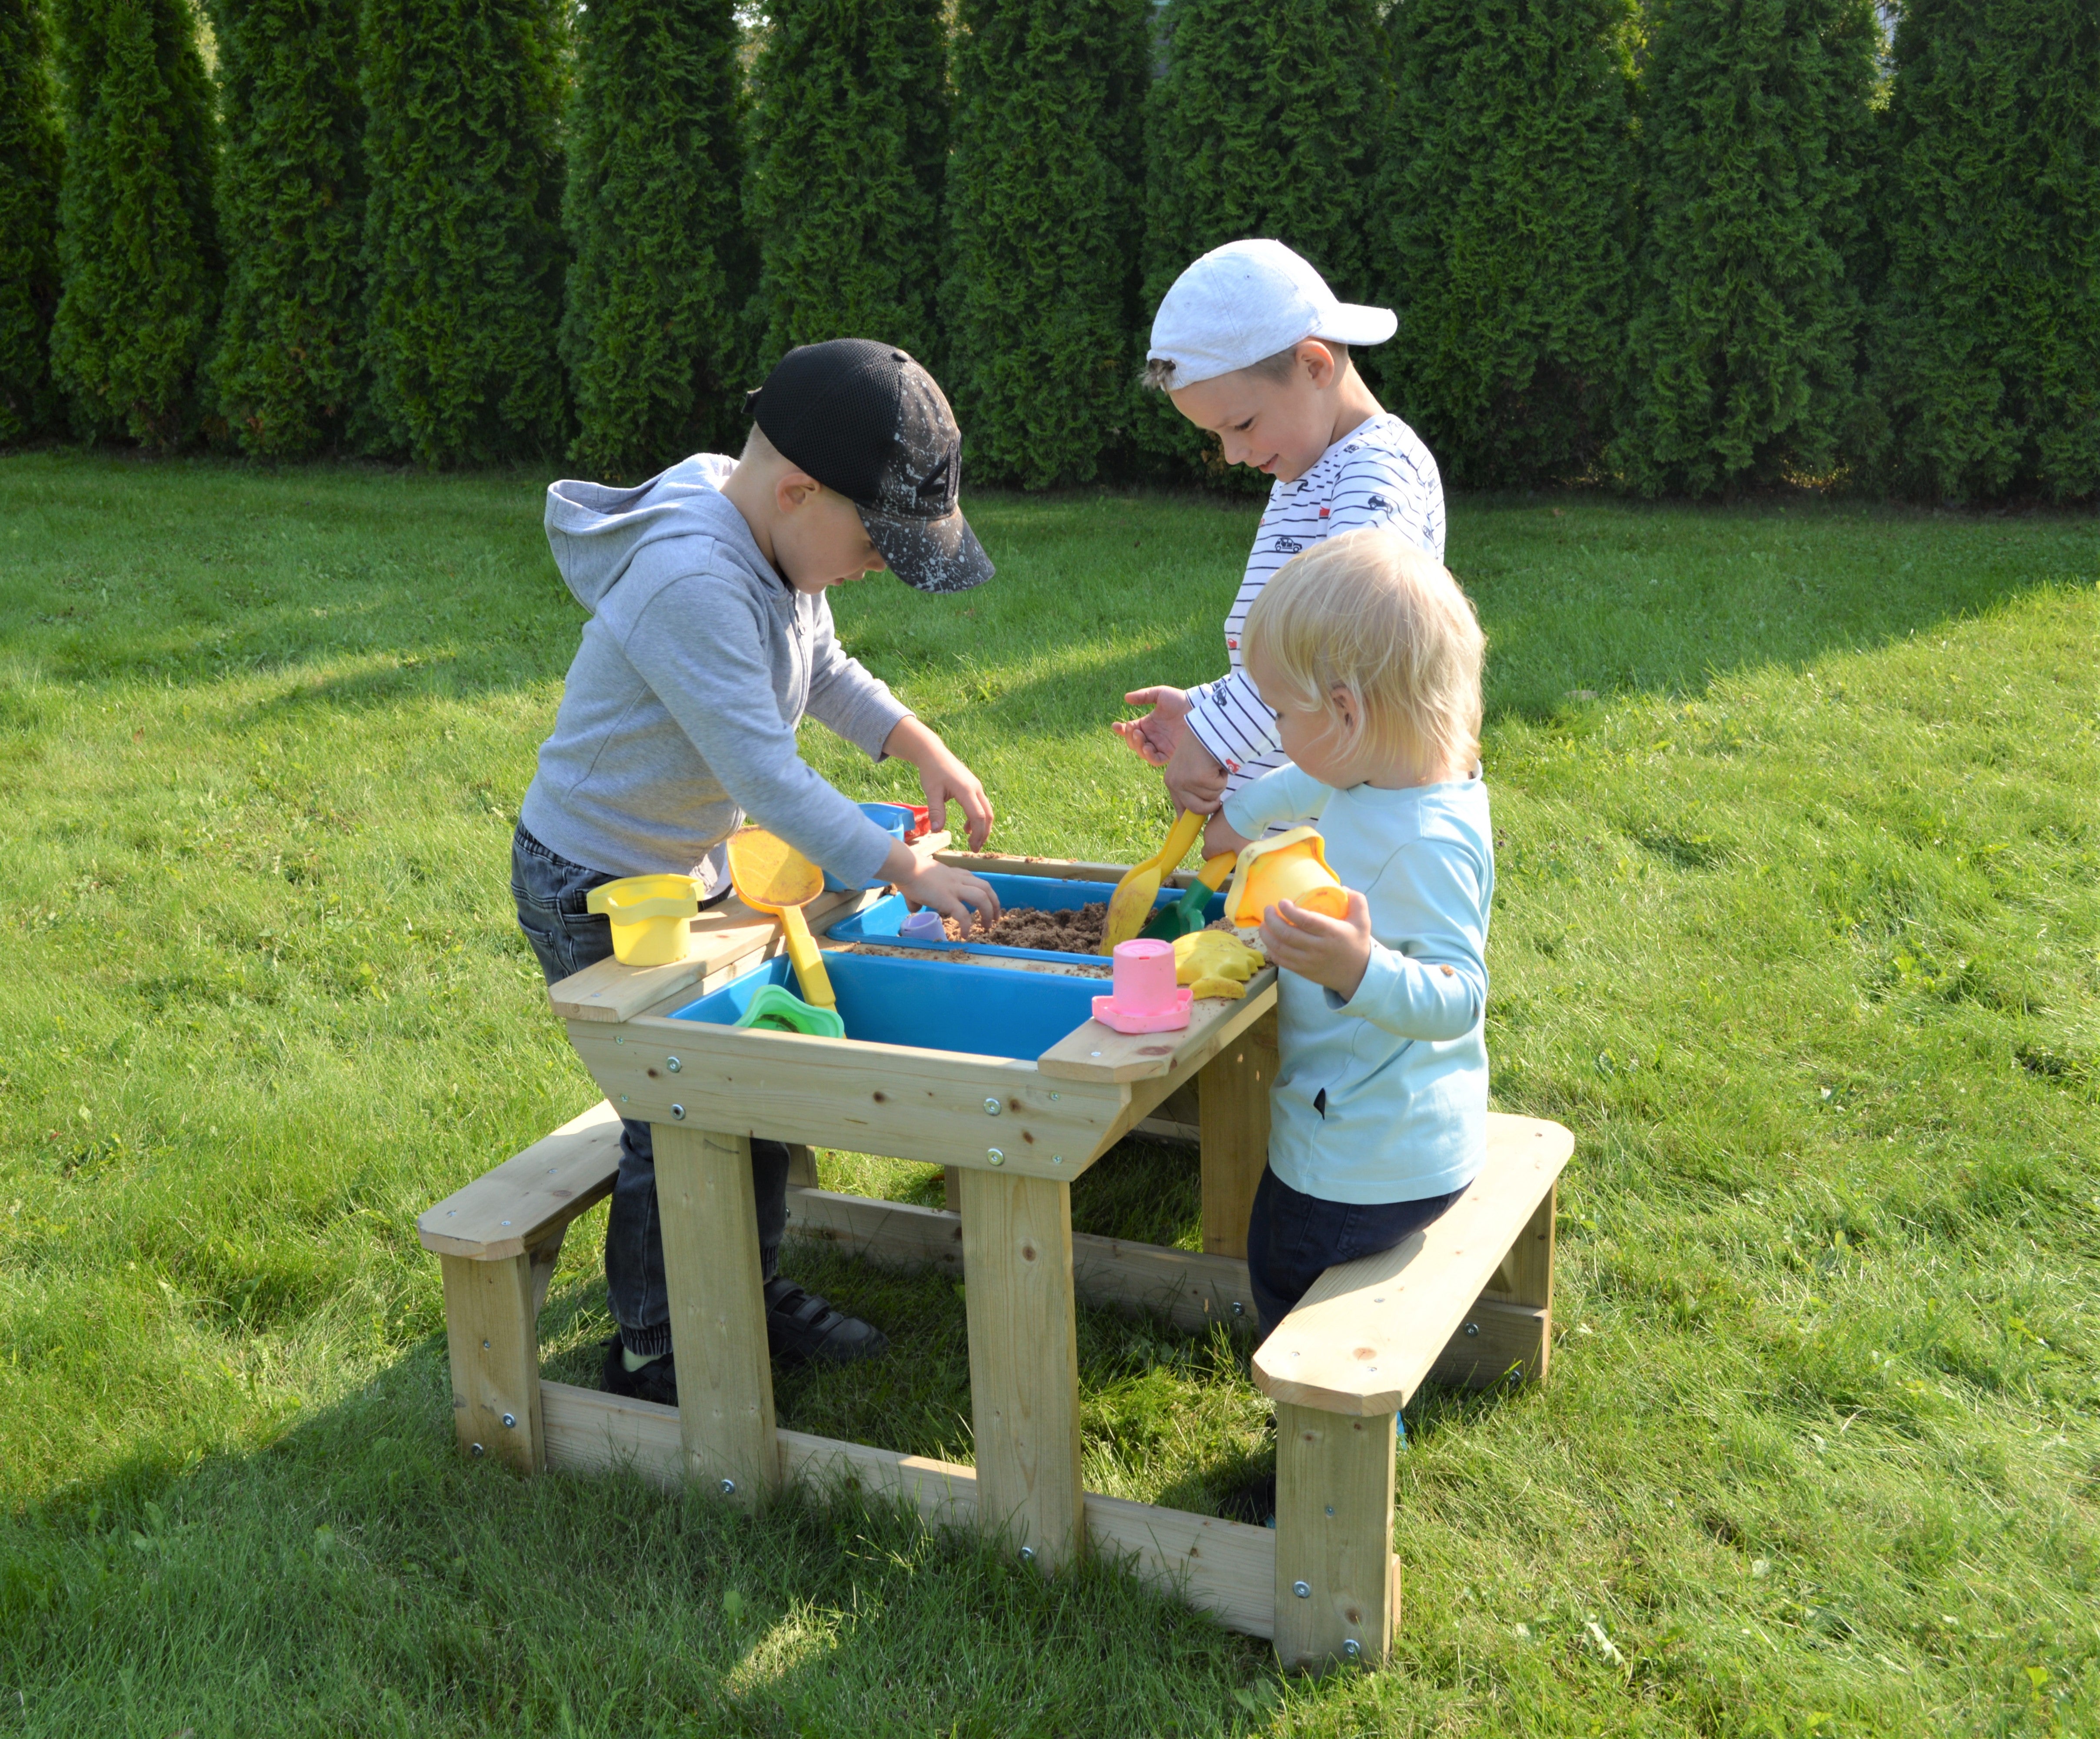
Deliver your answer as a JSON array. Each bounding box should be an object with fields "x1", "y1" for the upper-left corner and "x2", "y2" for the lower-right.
[{"x1": 1147, "y1": 239, "x2": 1396, "y2": 388}]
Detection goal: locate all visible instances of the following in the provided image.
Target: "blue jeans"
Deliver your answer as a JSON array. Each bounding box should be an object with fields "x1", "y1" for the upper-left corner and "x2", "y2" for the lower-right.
[
  {"x1": 511, "y1": 824, "x2": 789, "y2": 1358},
  {"x1": 1245, "y1": 1166, "x2": 1468, "y2": 1343}
]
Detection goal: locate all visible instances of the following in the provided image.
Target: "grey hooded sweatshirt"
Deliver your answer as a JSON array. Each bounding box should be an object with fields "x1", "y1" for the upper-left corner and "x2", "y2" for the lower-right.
[{"x1": 517, "y1": 454, "x2": 912, "y2": 893}]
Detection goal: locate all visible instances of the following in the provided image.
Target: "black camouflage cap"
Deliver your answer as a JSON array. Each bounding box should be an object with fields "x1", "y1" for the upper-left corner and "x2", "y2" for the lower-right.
[{"x1": 745, "y1": 340, "x2": 993, "y2": 594}]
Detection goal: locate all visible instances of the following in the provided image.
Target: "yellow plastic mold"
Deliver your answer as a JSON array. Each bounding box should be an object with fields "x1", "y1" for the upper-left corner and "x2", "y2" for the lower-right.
[
  {"x1": 585, "y1": 873, "x2": 702, "y2": 966},
  {"x1": 1223, "y1": 826, "x2": 1351, "y2": 927},
  {"x1": 1172, "y1": 929, "x2": 1265, "y2": 1000}
]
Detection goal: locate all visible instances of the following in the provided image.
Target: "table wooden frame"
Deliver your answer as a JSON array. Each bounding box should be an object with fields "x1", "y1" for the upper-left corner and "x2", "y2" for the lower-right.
[{"x1": 445, "y1": 852, "x2": 1567, "y2": 1672}]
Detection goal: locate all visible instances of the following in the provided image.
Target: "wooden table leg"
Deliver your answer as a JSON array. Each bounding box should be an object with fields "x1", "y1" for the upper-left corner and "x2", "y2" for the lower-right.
[
  {"x1": 1274, "y1": 1402, "x2": 1399, "y2": 1670},
  {"x1": 958, "y1": 1166, "x2": 1083, "y2": 1573},
  {"x1": 1198, "y1": 1008, "x2": 1276, "y2": 1259},
  {"x1": 654, "y1": 1123, "x2": 778, "y2": 1509}
]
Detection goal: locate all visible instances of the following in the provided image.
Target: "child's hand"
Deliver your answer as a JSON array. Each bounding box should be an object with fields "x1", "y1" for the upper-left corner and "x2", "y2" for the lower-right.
[
  {"x1": 1203, "y1": 812, "x2": 1251, "y2": 860},
  {"x1": 884, "y1": 717, "x2": 994, "y2": 850},
  {"x1": 1257, "y1": 890, "x2": 1372, "y2": 1002},
  {"x1": 1113, "y1": 686, "x2": 1189, "y2": 766},
  {"x1": 891, "y1": 855, "x2": 1002, "y2": 928},
  {"x1": 1163, "y1": 728, "x2": 1228, "y2": 813}
]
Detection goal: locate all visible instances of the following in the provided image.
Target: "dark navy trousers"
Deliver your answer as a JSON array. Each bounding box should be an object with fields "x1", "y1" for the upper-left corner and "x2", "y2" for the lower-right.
[
  {"x1": 511, "y1": 825, "x2": 788, "y2": 1358},
  {"x1": 1245, "y1": 1165, "x2": 1468, "y2": 1343}
]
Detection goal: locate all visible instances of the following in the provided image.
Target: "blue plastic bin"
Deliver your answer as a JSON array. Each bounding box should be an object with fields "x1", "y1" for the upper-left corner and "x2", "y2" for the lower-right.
[
  {"x1": 822, "y1": 801, "x2": 917, "y2": 891},
  {"x1": 668, "y1": 950, "x2": 1099, "y2": 1061}
]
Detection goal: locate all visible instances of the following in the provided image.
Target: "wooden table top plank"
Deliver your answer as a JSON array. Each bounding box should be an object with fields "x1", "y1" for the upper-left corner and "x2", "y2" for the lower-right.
[
  {"x1": 1035, "y1": 969, "x2": 1278, "y2": 1084},
  {"x1": 547, "y1": 887, "x2": 865, "y2": 1023},
  {"x1": 1251, "y1": 1115, "x2": 1573, "y2": 1415}
]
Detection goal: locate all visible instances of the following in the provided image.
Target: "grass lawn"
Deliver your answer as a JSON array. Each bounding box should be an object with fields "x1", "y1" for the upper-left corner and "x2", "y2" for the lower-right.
[{"x1": 1, "y1": 451, "x2": 2096, "y2": 1736}]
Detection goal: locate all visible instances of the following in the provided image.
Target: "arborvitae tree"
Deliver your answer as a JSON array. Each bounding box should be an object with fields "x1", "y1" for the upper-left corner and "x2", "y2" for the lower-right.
[
  {"x1": 1611, "y1": 0, "x2": 1881, "y2": 496},
  {"x1": 1137, "y1": 0, "x2": 1389, "y2": 480},
  {"x1": 1867, "y1": 0, "x2": 2100, "y2": 502},
  {"x1": 745, "y1": 0, "x2": 950, "y2": 371},
  {"x1": 359, "y1": 0, "x2": 569, "y2": 465},
  {"x1": 939, "y1": 0, "x2": 1148, "y2": 488},
  {"x1": 1382, "y1": 0, "x2": 1637, "y2": 488},
  {"x1": 49, "y1": 0, "x2": 220, "y2": 447},
  {"x1": 560, "y1": 0, "x2": 750, "y2": 479},
  {"x1": 206, "y1": 0, "x2": 366, "y2": 457},
  {"x1": 0, "y1": 0, "x2": 63, "y2": 442}
]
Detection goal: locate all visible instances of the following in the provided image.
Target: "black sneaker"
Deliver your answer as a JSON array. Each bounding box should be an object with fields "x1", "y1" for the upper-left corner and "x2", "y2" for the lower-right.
[
  {"x1": 1220, "y1": 1471, "x2": 1277, "y2": 1528},
  {"x1": 764, "y1": 1277, "x2": 889, "y2": 1363},
  {"x1": 600, "y1": 1336, "x2": 678, "y2": 1407}
]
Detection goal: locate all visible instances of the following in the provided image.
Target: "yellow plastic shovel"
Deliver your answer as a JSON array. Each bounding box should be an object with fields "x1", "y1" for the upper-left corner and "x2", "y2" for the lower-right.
[
  {"x1": 726, "y1": 826, "x2": 836, "y2": 1009},
  {"x1": 1099, "y1": 808, "x2": 1205, "y2": 956}
]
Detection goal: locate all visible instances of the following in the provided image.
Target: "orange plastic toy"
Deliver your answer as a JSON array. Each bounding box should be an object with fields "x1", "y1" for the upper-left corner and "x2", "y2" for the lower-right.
[{"x1": 1224, "y1": 826, "x2": 1352, "y2": 927}]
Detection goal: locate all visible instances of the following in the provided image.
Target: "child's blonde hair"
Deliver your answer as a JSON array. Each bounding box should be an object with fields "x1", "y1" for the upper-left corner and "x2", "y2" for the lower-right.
[{"x1": 1241, "y1": 526, "x2": 1484, "y2": 780}]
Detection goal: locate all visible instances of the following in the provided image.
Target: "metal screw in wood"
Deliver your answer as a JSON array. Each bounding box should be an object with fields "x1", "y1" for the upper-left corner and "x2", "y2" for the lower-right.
[{"x1": 1293, "y1": 1581, "x2": 1310, "y2": 1599}]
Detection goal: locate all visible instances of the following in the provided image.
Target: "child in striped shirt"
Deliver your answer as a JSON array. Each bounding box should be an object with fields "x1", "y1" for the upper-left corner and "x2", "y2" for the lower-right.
[{"x1": 1115, "y1": 240, "x2": 1447, "y2": 850}]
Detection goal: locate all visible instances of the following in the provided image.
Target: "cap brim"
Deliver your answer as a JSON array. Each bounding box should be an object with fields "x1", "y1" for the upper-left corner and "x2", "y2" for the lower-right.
[
  {"x1": 861, "y1": 505, "x2": 994, "y2": 594},
  {"x1": 1311, "y1": 302, "x2": 1398, "y2": 347}
]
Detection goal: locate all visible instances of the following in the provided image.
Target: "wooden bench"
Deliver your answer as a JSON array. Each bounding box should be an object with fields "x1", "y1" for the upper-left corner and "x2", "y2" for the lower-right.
[
  {"x1": 417, "y1": 1101, "x2": 624, "y2": 1472},
  {"x1": 783, "y1": 1113, "x2": 1570, "y2": 1667},
  {"x1": 416, "y1": 885, "x2": 849, "y2": 1471}
]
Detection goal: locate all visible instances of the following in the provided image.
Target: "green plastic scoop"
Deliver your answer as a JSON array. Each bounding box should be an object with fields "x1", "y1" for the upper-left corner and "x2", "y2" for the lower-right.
[{"x1": 1138, "y1": 852, "x2": 1238, "y2": 943}]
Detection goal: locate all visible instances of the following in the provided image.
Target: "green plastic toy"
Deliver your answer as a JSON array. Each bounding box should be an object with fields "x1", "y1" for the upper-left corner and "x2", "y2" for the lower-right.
[
  {"x1": 733, "y1": 984, "x2": 845, "y2": 1038},
  {"x1": 1138, "y1": 852, "x2": 1238, "y2": 943}
]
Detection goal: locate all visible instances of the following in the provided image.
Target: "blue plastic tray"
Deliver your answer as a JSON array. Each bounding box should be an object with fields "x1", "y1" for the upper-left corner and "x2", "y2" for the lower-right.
[
  {"x1": 822, "y1": 801, "x2": 917, "y2": 891},
  {"x1": 824, "y1": 871, "x2": 1225, "y2": 967},
  {"x1": 666, "y1": 951, "x2": 1099, "y2": 1061}
]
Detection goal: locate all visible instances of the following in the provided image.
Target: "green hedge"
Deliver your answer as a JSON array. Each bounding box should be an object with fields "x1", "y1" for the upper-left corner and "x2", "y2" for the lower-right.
[
  {"x1": 560, "y1": 0, "x2": 750, "y2": 479},
  {"x1": 745, "y1": 0, "x2": 949, "y2": 373},
  {"x1": 206, "y1": 0, "x2": 366, "y2": 457},
  {"x1": 0, "y1": 0, "x2": 63, "y2": 443},
  {"x1": 359, "y1": 0, "x2": 569, "y2": 465},
  {"x1": 940, "y1": 0, "x2": 1148, "y2": 488},
  {"x1": 1612, "y1": 0, "x2": 1881, "y2": 496},
  {"x1": 1866, "y1": 0, "x2": 2100, "y2": 503},
  {"x1": 1137, "y1": 0, "x2": 1388, "y2": 481},
  {"x1": 1382, "y1": 0, "x2": 1637, "y2": 488},
  {"x1": 49, "y1": 0, "x2": 220, "y2": 448},
  {"x1": 10, "y1": 0, "x2": 2095, "y2": 498}
]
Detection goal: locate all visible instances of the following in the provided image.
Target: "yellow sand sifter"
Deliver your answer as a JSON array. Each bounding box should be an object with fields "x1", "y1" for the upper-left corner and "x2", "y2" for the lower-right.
[{"x1": 725, "y1": 826, "x2": 836, "y2": 1009}]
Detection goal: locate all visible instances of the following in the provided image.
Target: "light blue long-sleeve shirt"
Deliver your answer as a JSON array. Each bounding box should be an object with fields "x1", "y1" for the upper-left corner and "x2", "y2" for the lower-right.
[{"x1": 1222, "y1": 765, "x2": 1494, "y2": 1205}]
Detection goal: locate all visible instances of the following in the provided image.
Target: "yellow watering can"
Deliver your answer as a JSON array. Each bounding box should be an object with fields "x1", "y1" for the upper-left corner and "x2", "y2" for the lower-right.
[{"x1": 1225, "y1": 826, "x2": 1352, "y2": 928}]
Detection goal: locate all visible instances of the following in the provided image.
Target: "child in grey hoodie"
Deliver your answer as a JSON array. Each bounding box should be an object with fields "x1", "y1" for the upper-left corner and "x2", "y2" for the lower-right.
[{"x1": 513, "y1": 341, "x2": 1003, "y2": 1406}]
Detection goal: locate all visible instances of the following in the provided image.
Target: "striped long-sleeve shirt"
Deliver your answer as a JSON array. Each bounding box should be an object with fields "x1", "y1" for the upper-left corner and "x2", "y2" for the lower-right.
[{"x1": 1184, "y1": 414, "x2": 1446, "y2": 806}]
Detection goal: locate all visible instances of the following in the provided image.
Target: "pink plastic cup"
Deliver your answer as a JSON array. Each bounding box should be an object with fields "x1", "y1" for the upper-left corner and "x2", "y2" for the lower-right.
[{"x1": 1092, "y1": 939, "x2": 1193, "y2": 1034}]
